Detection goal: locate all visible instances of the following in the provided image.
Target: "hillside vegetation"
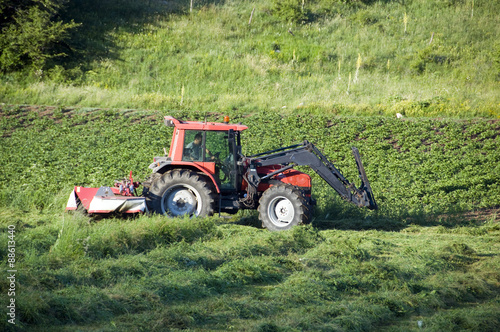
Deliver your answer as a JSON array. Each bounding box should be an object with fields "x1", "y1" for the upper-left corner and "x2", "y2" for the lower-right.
[{"x1": 0, "y1": 0, "x2": 499, "y2": 117}]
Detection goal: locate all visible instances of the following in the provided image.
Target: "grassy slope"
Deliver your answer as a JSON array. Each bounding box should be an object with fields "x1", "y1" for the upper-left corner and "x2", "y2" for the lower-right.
[
  {"x1": 0, "y1": 106, "x2": 499, "y2": 330},
  {"x1": 0, "y1": 0, "x2": 499, "y2": 117}
]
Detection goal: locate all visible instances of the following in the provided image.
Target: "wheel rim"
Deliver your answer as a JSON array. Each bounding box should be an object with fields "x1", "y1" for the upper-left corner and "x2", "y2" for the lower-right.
[
  {"x1": 161, "y1": 184, "x2": 202, "y2": 216},
  {"x1": 267, "y1": 195, "x2": 295, "y2": 227}
]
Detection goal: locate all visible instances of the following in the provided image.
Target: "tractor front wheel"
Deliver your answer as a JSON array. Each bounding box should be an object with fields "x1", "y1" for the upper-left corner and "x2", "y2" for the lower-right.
[
  {"x1": 258, "y1": 184, "x2": 311, "y2": 231},
  {"x1": 148, "y1": 169, "x2": 216, "y2": 217}
]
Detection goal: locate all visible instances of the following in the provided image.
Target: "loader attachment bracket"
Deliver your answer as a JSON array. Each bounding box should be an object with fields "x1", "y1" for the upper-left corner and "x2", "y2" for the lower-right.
[{"x1": 352, "y1": 147, "x2": 378, "y2": 210}]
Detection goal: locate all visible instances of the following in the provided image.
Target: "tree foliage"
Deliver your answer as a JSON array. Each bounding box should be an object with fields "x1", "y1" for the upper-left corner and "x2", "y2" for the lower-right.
[{"x1": 0, "y1": 0, "x2": 78, "y2": 72}]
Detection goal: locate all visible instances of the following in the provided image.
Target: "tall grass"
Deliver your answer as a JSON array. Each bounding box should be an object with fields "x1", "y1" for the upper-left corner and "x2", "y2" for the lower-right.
[{"x1": 0, "y1": 0, "x2": 498, "y2": 117}]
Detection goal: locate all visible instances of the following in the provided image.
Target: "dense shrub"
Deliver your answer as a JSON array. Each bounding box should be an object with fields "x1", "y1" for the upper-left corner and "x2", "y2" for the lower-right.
[
  {"x1": 271, "y1": 0, "x2": 310, "y2": 23},
  {"x1": 0, "y1": 0, "x2": 78, "y2": 72}
]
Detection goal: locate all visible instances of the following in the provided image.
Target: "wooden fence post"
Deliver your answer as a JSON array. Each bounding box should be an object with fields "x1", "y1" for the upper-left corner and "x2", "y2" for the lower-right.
[{"x1": 249, "y1": 7, "x2": 255, "y2": 25}]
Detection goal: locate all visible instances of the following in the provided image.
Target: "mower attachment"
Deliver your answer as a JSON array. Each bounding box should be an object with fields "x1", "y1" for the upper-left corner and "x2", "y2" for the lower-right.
[{"x1": 66, "y1": 186, "x2": 147, "y2": 214}]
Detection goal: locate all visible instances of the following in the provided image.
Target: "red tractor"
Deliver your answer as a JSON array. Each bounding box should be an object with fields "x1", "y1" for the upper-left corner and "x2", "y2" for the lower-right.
[
  {"x1": 141, "y1": 116, "x2": 377, "y2": 230},
  {"x1": 67, "y1": 115, "x2": 377, "y2": 230}
]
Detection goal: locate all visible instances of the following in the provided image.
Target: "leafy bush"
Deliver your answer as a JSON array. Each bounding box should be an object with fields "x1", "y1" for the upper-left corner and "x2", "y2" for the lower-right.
[
  {"x1": 410, "y1": 45, "x2": 452, "y2": 74},
  {"x1": 350, "y1": 9, "x2": 380, "y2": 26},
  {"x1": 0, "y1": 0, "x2": 79, "y2": 72},
  {"x1": 271, "y1": 0, "x2": 310, "y2": 23}
]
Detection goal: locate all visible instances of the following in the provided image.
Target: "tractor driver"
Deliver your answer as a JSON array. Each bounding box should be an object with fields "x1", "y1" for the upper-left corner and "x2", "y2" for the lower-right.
[{"x1": 185, "y1": 132, "x2": 214, "y2": 161}]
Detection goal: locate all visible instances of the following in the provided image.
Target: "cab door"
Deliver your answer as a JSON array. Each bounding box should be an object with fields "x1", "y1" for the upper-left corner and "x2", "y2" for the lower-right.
[{"x1": 204, "y1": 130, "x2": 238, "y2": 191}]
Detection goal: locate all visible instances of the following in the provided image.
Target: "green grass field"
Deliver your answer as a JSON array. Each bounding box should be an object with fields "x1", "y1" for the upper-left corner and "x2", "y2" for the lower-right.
[
  {"x1": 1, "y1": 0, "x2": 500, "y2": 330},
  {"x1": 0, "y1": 106, "x2": 499, "y2": 331}
]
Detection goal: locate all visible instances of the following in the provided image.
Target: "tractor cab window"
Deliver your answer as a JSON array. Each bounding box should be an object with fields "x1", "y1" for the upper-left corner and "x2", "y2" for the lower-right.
[
  {"x1": 182, "y1": 130, "x2": 236, "y2": 189},
  {"x1": 183, "y1": 131, "x2": 204, "y2": 161}
]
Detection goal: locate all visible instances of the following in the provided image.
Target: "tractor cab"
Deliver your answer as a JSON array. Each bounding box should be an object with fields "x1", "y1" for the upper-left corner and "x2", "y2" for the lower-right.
[{"x1": 150, "y1": 116, "x2": 248, "y2": 193}]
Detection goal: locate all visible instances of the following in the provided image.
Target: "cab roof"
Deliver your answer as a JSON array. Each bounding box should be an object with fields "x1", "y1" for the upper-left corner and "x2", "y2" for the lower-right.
[{"x1": 164, "y1": 115, "x2": 248, "y2": 132}]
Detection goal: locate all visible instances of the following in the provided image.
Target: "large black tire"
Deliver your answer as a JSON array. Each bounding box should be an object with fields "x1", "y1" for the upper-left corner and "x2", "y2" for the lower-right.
[
  {"x1": 258, "y1": 184, "x2": 312, "y2": 231},
  {"x1": 147, "y1": 169, "x2": 216, "y2": 217}
]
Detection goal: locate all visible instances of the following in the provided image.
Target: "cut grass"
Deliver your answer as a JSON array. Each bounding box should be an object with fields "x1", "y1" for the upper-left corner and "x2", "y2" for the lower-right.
[{"x1": 1, "y1": 209, "x2": 498, "y2": 331}]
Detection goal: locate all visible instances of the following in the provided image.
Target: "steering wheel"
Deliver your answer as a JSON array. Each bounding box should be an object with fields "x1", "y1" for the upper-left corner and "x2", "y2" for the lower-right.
[
  {"x1": 211, "y1": 151, "x2": 221, "y2": 161},
  {"x1": 210, "y1": 152, "x2": 227, "y2": 181},
  {"x1": 220, "y1": 156, "x2": 234, "y2": 182},
  {"x1": 210, "y1": 153, "x2": 232, "y2": 183}
]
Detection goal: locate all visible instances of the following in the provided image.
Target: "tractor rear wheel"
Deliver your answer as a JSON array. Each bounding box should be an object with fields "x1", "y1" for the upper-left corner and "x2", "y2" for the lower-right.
[
  {"x1": 258, "y1": 184, "x2": 311, "y2": 231},
  {"x1": 147, "y1": 169, "x2": 216, "y2": 217}
]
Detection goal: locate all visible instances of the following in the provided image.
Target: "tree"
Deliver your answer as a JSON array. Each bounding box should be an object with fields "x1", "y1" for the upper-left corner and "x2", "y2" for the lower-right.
[{"x1": 0, "y1": 0, "x2": 79, "y2": 73}]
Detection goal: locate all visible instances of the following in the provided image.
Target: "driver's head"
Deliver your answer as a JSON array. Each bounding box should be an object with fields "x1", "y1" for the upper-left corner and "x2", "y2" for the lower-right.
[{"x1": 194, "y1": 133, "x2": 202, "y2": 145}]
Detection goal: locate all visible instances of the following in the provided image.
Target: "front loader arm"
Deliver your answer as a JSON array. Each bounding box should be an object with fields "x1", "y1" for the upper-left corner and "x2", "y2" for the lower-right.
[{"x1": 246, "y1": 141, "x2": 377, "y2": 210}]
